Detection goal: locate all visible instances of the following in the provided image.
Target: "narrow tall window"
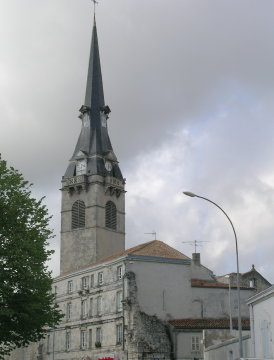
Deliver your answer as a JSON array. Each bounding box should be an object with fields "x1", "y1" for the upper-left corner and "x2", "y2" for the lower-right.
[
  {"x1": 96, "y1": 296, "x2": 102, "y2": 315},
  {"x1": 96, "y1": 327, "x2": 102, "y2": 343},
  {"x1": 67, "y1": 303, "x2": 72, "y2": 321},
  {"x1": 90, "y1": 274, "x2": 94, "y2": 288},
  {"x1": 98, "y1": 272, "x2": 104, "y2": 285},
  {"x1": 66, "y1": 332, "x2": 71, "y2": 351},
  {"x1": 67, "y1": 280, "x2": 73, "y2": 294},
  {"x1": 116, "y1": 291, "x2": 123, "y2": 312},
  {"x1": 72, "y1": 200, "x2": 85, "y2": 229},
  {"x1": 80, "y1": 330, "x2": 87, "y2": 349},
  {"x1": 89, "y1": 298, "x2": 93, "y2": 317},
  {"x1": 89, "y1": 329, "x2": 92, "y2": 349},
  {"x1": 47, "y1": 335, "x2": 50, "y2": 354},
  {"x1": 81, "y1": 276, "x2": 89, "y2": 290},
  {"x1": 81, "y1": 299, "x2": 87, "y2": 318},
  {"x1": 117, "y1": 265, "x2": 123, "y2": 280},
  {"x1": 116, "y1": 324, "x2": 123, "y2": 344},
  {"x1": 105, "y1": 201, "x2": 117, "y2": 230}
]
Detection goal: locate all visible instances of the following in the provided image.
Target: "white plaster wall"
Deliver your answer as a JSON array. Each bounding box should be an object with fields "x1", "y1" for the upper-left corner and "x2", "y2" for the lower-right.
[
  {"x1": 129, "y1": 260, "x2": 195, "y2": 320},
  {"x1": 204, "y1": 335, "x2": 251, "y2": 360},
  {"x1": 191, "y1": 287, "x2": 253, "y2": 319},
  {"x1": 252, "y1": 295, "x2": 274, "y2": 359},
  {"x1": 129, "y1": 260, "x2": 253, "y2": 321},
  {"x1": 176, "y1": 331, "x2": 203, "y2": 360}
]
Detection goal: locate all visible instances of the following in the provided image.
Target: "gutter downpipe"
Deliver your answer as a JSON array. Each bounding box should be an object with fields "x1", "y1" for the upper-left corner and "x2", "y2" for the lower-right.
[{"x1": 250, "y1": 303, "x2": 256, "y2": 357}]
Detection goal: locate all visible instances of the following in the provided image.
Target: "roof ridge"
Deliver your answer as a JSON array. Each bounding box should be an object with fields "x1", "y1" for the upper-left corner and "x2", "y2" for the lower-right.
[{"x1": 127, "y1": 240, "x2": 157, "y2": 254}]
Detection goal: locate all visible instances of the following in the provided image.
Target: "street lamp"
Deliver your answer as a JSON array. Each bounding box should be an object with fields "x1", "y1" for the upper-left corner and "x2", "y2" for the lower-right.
[
  {"x1": 183, "y1": 191, "x2": 243, "y2": 358},
  {"x1": 225, "y1": 274, "x2": 233, "y2": 334}
]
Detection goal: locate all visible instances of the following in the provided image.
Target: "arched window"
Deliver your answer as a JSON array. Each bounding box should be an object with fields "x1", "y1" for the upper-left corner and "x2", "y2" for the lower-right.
[
  {"x1": 105, "y1": 201, "x2": 117, "y2": 230},
  {"x1": 72, "y1": 200, "x2": 85, "y2": 229}
]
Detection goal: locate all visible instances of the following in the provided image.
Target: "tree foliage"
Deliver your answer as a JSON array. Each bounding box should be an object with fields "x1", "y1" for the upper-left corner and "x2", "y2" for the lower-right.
[{"x1": 0, "y1": 158, "x2": 63, "y2": 358}]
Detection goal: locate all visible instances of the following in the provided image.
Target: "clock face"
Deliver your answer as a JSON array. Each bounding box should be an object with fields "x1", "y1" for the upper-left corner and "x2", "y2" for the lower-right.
[
  {"x1": 76, "y1": 159, "x2": 87, "y2": 175},
  {"x1": 105, "y1": 161, "x2": 112, "y2": 172}
]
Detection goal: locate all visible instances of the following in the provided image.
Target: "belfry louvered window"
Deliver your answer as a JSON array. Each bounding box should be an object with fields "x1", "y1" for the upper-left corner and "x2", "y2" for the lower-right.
[
  {"x1": 71, "y1": 200, "x2": 85, "y2": 229},
  {"x1": 105, "y1": 201, "x2": 117, "y2": 230}
]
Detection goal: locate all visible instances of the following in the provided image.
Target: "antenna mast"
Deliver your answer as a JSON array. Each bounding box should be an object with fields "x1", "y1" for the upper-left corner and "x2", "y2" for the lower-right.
[
  {"x1": 182, "y1": 240, "x2": 210, "y2": 253},
  {"x1": 144, "y1": 231, "x2": 157, "y2": 240}
]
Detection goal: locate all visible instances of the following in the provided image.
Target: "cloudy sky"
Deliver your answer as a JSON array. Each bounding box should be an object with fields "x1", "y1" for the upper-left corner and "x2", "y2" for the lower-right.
[{"x1": 1, "y1": 0, "x2": 274, "y2": 282}]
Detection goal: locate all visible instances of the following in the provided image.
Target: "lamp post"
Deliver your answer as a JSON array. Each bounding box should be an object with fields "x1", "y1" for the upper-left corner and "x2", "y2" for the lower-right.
[
  {"x1": 225, "y1": 274, "x2": 233, "y2": 334},
  {"x1": 183, "y1": 191, "x2": 243, "y2": 358}
]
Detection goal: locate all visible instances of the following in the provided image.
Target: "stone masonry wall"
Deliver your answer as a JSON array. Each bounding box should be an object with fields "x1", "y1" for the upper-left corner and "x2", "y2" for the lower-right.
[{"x1": 125, "y1": 272, "x2": 171, "y2": 360}]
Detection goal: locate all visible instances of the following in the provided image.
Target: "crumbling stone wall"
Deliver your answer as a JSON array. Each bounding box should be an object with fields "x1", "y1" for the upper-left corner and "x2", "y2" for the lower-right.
[{"x1": 124, "y1": 272, "x2": 171, "y2": 360}]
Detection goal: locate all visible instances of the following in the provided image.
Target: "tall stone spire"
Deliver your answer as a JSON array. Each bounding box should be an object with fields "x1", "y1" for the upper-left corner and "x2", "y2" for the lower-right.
[
  {"x1": 60, "y1": 13, "x2": 125, "y2": 274},
  {"x1": 64, "y1": 15, "x2": 123, "y2": 181}
]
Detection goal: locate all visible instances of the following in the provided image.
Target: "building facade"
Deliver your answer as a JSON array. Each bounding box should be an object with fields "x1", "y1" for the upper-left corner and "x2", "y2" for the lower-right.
[{"x1": 5, "y1": 10, "x2": 272, "y2": 360}]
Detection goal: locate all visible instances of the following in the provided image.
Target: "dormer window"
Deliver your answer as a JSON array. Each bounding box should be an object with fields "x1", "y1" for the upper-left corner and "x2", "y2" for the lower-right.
[{"x1": 76, "y1": 159, "x2": 87, "y2": 175}]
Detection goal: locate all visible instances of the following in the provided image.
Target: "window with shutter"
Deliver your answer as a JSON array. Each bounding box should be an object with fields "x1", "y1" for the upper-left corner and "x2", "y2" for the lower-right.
[
  {"x1": 105, "y1": 201, "x2": 117, "y2": 230},
  {"x1": 71, "y1": 200, "x2": 85, "y2": 229}
]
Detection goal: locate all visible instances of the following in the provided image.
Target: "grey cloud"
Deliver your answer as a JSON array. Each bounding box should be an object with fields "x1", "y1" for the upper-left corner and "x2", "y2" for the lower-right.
[{"x1": 1, "y1": 0, "x2": 274, "y2": 281}]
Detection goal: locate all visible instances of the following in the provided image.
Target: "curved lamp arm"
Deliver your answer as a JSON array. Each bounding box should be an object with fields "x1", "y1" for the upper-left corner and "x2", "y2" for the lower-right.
[{"x1": 183, "y1": 191, "x2": 243, "y2": 358}]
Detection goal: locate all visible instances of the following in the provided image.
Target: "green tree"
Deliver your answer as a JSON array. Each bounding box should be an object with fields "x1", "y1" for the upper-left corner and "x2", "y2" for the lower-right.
[{"x1": 0, "y1": 157, "x2": 63, "y2": 358}]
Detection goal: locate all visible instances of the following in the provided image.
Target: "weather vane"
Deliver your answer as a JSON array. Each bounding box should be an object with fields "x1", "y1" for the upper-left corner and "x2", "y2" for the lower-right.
[{"x1": 91, "y1": 0, "x2": 98, "y2": 15}]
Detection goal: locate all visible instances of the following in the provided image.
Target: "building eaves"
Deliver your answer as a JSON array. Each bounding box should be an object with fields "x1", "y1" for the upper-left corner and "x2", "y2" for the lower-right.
[
  {"x1": 169, "y1": 318, "x2": 250, "y2": 330},
  {"x1": 56, "y1": 240, "x2": 190, "y2": 279},
  {"x1": 191, "y1": 279, "x2": 253, "y2": 290},
  {"x1": 247, "y1": 284, "x2": 274, "y2": 305}
]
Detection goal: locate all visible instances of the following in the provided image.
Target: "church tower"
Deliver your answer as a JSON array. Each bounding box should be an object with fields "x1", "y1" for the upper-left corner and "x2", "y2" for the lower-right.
[{"x1": 60, "y1": 16, "x2": 125, "y2": 274}]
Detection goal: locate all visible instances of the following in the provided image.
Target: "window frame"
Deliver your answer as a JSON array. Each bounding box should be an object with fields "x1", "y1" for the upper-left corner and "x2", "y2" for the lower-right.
[
  {"x1": 98, "y1": 272, "x2": 104, "y2": 286},
  {"x1": 81, "y1": 299, "x2": 87, "y2": 318},
  {"x1": 191, "y1": 335, "x2": 200, "y2": 351},
  {"x1": 96, "y1": 327, "x2": 102, "y2": 343},
  {"x1": 105, "y1": 201, "x2": 117, "y2": 230},
  {"x1": 67, "y1": 280, "x2": 73, "y2": 294},
  {"x1": 89, "y1": 298, "x2": 93, "y2": 317},
  {"x1": 72, "y1": 200, "x2": 85, "y2": 230},
  {"x1": 67, "y1": 302, "x2": 72, "y2": 321},
  {"x1": 96, "y1": 296, "x2": 102, "y2": 316},
  {"x1": 66, "y1": 332, "x2": 71, "y2": 351},
  {"x1": 80, "y1": 330, "x2": 87, "y2": 349},
  {"x1": 116, "y1": 324, "x2": 123, "y2": 344},
  {"x1": 117, "y1": 265, "x2": 123, "y2": 280},
  {"x1": 116, "y1": 290, "x2": 123, "y2": 312},
  {"x1": 81, "y1": 276, "x2": 89, "y2": 290}
]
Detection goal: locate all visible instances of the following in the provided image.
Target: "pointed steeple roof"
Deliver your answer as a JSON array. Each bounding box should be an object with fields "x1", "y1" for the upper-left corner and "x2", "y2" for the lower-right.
[
  {"x1": 84, "y1": 16, "x2": 105, "y2": 110},
  {"x1": 64, "y1": 15, "x2": 123, "y2": 181}
]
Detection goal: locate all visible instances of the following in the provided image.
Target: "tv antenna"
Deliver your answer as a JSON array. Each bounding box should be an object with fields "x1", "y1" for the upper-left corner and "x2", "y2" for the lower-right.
[
  {"x1": 182, "y1": 240, "x2": 210, "y2": 253},
  {"x1": 144, "y1": 231, "x2": 157, "y2": 240}
]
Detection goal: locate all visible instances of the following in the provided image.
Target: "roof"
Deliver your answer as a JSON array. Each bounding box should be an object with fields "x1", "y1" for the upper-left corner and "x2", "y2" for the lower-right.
[
  {"x1": 58, "y1": 240, "x2": 190, "y2": 277},
  {"x1": 216, "y1": 266, "x2": 271, "y2": 287},
  {"x1": 247, "y1": 284, "x2": 274, "y2": 305},
  {"x1": 64, "y1": 17, "x2": 123, "y2": 181},
  {"x1": 169, "y1": 318, "x2": 250, "y2": 330},
  {"x1": 191, "y1": 279, "x2": 253, "y2": 290}
]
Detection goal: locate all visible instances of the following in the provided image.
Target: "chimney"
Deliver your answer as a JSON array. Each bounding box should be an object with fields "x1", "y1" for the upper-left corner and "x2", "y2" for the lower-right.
[{"x1": 192, "y1": 253, "x2": 201, "y2": 266}]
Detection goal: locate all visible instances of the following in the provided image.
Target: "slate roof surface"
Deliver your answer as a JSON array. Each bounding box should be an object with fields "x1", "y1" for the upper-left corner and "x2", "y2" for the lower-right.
[
  {"x1": 169, "y1": 318, "x2": 250, "y2": 330},
  {"x1": 64, "y1": 19, "x2": 123, "y2": 180},
  {"x1": 191, "y1": 279, "x2": 253, "y2": 290},
  {"x1": 58, "y1": 240, "x2": 190, "y2": 277}
]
